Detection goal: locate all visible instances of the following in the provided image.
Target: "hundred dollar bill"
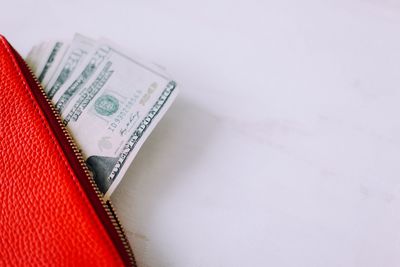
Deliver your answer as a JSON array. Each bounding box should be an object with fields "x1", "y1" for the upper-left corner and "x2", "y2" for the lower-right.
[{"x1": 26, "y1": 36, "x2": 178, "y2": 199}]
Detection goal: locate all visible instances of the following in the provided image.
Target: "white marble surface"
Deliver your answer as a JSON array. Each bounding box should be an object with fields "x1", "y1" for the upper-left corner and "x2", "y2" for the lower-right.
[{"x1": 3, "y1": 0, "x2": 400, "y2": 266}]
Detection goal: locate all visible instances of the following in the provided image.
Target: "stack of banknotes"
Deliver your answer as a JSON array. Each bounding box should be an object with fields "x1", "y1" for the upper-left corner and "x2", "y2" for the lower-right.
[{"x1": 26, "y1": 34, "x2": 178, "y2": 199}]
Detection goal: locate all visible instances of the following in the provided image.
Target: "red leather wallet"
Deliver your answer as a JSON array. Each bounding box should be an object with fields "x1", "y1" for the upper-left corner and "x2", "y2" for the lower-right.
[{"x1": 0, "y1": 36, "x2": 135, "y2": 265}]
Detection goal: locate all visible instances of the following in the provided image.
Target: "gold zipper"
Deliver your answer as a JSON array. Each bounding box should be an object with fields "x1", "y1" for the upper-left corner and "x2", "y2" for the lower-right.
[{"x1": 23, "y1": 61, "x2": 136, "y2": 266}]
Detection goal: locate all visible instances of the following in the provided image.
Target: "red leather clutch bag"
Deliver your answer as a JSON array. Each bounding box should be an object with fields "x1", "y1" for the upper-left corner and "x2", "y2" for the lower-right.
[{"x1": 0, "y1": 36, "x2": 136, "y2": 265}]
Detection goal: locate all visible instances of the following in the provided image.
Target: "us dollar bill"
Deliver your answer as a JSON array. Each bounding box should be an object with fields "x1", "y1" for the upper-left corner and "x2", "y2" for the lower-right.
[
  {"x1": 26, "y1": 35, "x2": 178, "y2": 199},
  {"x1": 26, "y1": 42, "x2": 51, "y2": 76},
  {"x1": 26, "y1": 41, "x2": 68, "y2": 83},
  {"x1": 52, "y1": 44, "x2": 111, "y2": 112},
  {"x1": 25, "y1": 45, "x2": 41, "y2": 74},
  {"x1": 45, "y1": 34, "x2": 95, "y2": 99}
]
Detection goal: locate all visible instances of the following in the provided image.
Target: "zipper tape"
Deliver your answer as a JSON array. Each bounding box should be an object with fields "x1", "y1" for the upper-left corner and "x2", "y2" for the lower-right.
[{"x1": 8, "y1": 43, "x2": 136, "y2": 266}]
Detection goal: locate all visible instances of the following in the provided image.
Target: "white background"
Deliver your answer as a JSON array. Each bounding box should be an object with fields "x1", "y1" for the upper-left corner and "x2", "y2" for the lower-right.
[{"x1": 2, "y1": 1, "x2": 400, "y2": 266}]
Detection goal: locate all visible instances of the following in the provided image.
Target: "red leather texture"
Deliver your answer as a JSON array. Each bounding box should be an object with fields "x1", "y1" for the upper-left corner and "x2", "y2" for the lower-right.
[{"x1": 0, "y1": 37, "x2": 126, "y2": 265}]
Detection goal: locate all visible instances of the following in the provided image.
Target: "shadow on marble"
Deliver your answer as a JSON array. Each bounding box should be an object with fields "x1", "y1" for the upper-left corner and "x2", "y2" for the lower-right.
[{"x1": 111, "y1": 96, "x2": 221, "y2": 266}]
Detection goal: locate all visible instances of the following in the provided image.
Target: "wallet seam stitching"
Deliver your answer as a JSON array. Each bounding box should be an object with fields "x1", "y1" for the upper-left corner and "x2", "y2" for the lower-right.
[{"x1": 0, "y1": 37, "x2": 120, "y2": 263}]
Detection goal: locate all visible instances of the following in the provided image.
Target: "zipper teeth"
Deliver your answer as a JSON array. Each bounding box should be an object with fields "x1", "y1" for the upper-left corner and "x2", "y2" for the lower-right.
[{"x1": 24, "y1": 64, "x2": 135, "y2": 265}]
